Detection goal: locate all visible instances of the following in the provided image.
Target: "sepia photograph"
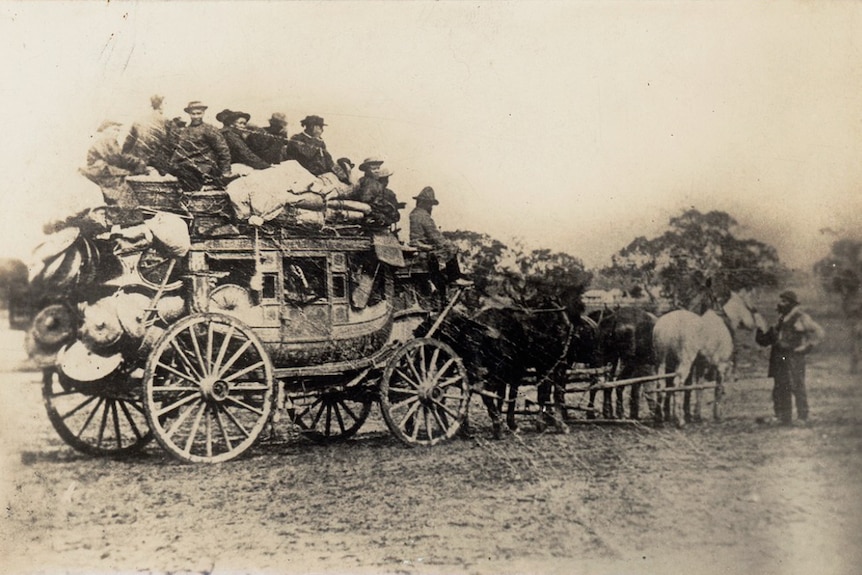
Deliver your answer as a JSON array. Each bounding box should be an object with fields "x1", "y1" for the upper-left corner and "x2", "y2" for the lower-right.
[{"x1": 0, "y1": 1, "x2": 860, "y2": 574}]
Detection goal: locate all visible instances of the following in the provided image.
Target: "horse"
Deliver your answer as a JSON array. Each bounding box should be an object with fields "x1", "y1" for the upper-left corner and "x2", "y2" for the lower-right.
[
  {"x1": 586, "y1": 306, "x2": 657, "y2": 420},
  {"x1": 434, "y1": 303, "x2": 599, "y2": 438},
  {"x1": 651, "y1": 290, "x2": 764, "y2": 426}
]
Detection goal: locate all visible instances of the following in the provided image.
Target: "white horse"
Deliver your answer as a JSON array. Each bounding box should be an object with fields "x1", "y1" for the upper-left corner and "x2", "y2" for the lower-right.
[{"x1": 651, "y1": 290, "x2": 765, "y2": 426}]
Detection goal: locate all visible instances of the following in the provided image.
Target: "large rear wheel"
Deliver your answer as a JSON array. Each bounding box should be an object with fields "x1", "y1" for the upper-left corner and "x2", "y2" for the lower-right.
[
  {"x1": 143, "y1": 313, "x2": 274, "y2": 463},
  {"x1": 379, "y1": 338, "x2": 469, "y2": 446}
]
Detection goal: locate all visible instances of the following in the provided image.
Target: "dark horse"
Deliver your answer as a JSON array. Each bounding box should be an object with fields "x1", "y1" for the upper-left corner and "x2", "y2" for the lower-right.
[
  {"x1": 434, "y1": 302, "x2": 600, "y2": 438},
  {"x1": 586, "y1": 306, "x2": 657, "y2": 420}
]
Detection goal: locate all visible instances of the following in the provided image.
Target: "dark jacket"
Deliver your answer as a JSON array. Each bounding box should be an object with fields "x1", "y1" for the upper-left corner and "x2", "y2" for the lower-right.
[
  {"x1": 756, "y1": 306, "x2": 825, "y2": 377},
  {"x1": 170, "y1": 122, "x2": 232, "y2": 177},
  {"x1": 221, "y1": 127, "x2": 270, "y2": 170},
  {"x1": 286, "y1": 131, "x2": 348, "y2": 182},
  {"x1": 246, "y1": 126, "x2": 287, "y2": 164}
]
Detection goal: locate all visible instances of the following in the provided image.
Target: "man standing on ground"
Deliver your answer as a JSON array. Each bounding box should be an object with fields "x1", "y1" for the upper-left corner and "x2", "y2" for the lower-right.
[{"x1": 755, "y1": 290, "x2": 825, "y2": 425}]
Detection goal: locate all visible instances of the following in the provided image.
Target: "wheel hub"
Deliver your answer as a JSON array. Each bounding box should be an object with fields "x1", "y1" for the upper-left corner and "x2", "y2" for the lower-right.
[
  {"x1": 418, "y1": 381, "x2": 442, "y2": 402},
  {"x1": 199, "y1": 376, "x2": 230, "y2": 402}
]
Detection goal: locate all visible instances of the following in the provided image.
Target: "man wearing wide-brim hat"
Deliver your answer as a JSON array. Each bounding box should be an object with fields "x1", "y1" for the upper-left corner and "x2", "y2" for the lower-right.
[
  {"x1": 285, "y1": 114, "x2": 350, "y2": 183},
  {"x1": 349, "y1": 158, "x2": 400, "y2": 226},
  {"x1": 409, "y1": 186, "x2": 472, "y2": 291},
  {"x1": 755, "y1": 289, "x2": 825, "y2": 425},
  {"x1": 168, "y1": 100, "x2": 232, "y2": 191},
  {"x1": 220, "y1": 110, "x2": 270, "y2": 170}
]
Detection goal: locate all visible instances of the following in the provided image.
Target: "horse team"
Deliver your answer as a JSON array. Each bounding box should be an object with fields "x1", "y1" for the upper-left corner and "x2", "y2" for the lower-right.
[{"x1": 439, "y1": 290, "x2": 765, "y2": 437}]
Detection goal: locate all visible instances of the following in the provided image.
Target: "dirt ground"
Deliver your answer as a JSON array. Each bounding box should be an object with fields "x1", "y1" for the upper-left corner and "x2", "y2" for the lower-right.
[{"x1": 1, "y1": 316, "x2": 861, "y2": 575}]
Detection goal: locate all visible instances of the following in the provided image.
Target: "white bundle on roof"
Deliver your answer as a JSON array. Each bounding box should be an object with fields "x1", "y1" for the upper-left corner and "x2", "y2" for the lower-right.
[{"x1": 227, "y1": 160, "x2": 319, "y2": 221}]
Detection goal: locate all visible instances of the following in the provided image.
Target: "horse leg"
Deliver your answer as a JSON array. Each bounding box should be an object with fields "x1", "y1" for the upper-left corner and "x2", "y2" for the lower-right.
[
  {"x1": 552, "y1": 380, "x2": 569, "y2": 434},
  {"x1": 505, "y1": 382, "x2": 519, "y2": 433},
  {"x1": 671, "y1": 359, "x2": 693, "y2": 428},
  {"x1": 479, "y1": 392, "x2": 504, "y2": 439},
  {"x1": 653, "y1": 361, "x2": 666, "y2": 425},
  {"x1": 602, "y1": 388, "x2": 613, "y2": 419},
  {"x1": 587, "y1": 387, "x2": 598, "y2": 420},
  {"x1": 713, "y1": 363, "x2": 730, "y2": 421},
  {"x1": 629, "y1": 382, "x2": 641, "y2": 420}
]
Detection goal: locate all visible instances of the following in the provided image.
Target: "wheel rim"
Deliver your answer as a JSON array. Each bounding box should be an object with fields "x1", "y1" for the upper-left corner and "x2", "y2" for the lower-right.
[
  {"x1": 136, "y1": 248, "x2": 183, "y2": 291},
  {"x1": 380, "y1": 338, "x2": 469, "y2": 446},
  {"x1": 287, "y1": 386, "x2": 372, "y2": 444},
  {"x1": 43, "y1": 368, "x2": 152, "y2": 456},
  {"x1": 144, "y1": 313, "x2": 274, "y2": 463}
]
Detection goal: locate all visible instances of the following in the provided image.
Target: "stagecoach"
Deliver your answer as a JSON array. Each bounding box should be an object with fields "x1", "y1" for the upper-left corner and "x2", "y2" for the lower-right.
[{"x1": 27, "y1": 183, "x2": 473, "y2": 463}]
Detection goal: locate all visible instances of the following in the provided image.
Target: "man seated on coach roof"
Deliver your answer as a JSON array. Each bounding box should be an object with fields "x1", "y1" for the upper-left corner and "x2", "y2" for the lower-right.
[
  {"x1": 409, "y1": 186, "x2": 472, "y2": 289},
  {"x1": 219, "y1": 110, "x2": 270, "y2": 170},
  {"x1": 247, "y1": 112, "x2": 290, "y2": 165},
  {"x1": 169, "y1": 101, "x2": 232, "y2": 191},
  {"x1": 351, "y1": 157, "x2": 402, "y2": 227},
  {"x1": 285, "y1": 115, "x2": 350, "y2": 184}
]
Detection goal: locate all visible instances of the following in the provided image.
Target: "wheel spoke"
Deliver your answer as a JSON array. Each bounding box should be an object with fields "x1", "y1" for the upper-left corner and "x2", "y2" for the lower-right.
[
  {"x1": 221, "y1": 360, "x2": 265, "y2": 383},
  {"x1": 157, "y1": 392, "x2": 201, "y2": 418},
  {"x1": 206, "y1": 322, "x2": 214, "y2": 372},
  {"x1": 225, "y1": 396, "x2": 265, "y2": 416},
  {"x1": 333, "y1": 403, "x2": 347, "y2": 435},
  {"x1": 156, "y1": 360, "x2": 199, "y2": 385},
  {"x1": 324, "y1": 404, "x2": 333, "y2": 436},
  {"x1": 59, "y1": 394, "x2": 99, "y2": 421},
  {"x1": 430, "y1": 404, "x2": 449, "y2": 434},
  {"x1": 212, "y1": 324, "x2": 236, "y2": 375},
  {"x1": 205, "y1": 406, "x2": 213, "y2": 459},
  {"x1": 218, "y1": 403, "x2": 251, "y2": 439},
  {"x1": 424, "y1": 405, "x2": 434, "y2": 439},
  {"x1": 76, "y1": 396, "x2": 104, "y2": 438},
  {"x1": 164, "y1": 401, "x2": 197, "y2": 438},
  {"x1": 431, "y1": 358, "x2": 457, "y2": 386},
  {"x1": 96, "y1": 398, "x2": 110, "y2": 448},
  {"x1": 406, "y1": 352, "x2": 425, "y2": 387},
  {"x1": 216, "y1": 339, "x2": 253, "y2": 380},
  {"x1": 393, "y1": 367, "x2": 421, "y2": 389},
  {"x1": 397, "y1": 398, "x2": 421, "y2": 429},
  {"x1": 118, "y1": 400, "x2": 145, "y2": 440},
  {"x1": 309, "y1": 398, "x2": 327, "y2": 429},
  {"x1": 111, "y1": 400, "x2": 123, "y2": 449},
  {"x1": 186, "y1": 325, "x2": 208, "y2": 376},
  {"x1": 410, "y1": 408, "x2": 421, "y2": 440},
  {"x1": 213, "y1": 406, "x2": 234, "y2": 451},
  {"x1": 427, "y1": 347, "x2": 441, "y2": 379},
  {"x1": 338, "y1": 400, "x2": 360, "y2": 423},
  {"x1": 170, "y1": 338, "x2": 204, "y2": 381},
  {"x1": 183, "y1": 403, "x2": 207, "y2": 455},
  {"x1": 431, "y1": 397, "x2": 461, "y2": 420}
]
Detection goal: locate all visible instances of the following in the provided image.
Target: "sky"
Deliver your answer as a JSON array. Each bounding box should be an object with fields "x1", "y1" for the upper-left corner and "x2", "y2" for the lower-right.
[{"x1": 1, "y1": 1, "x2": 860, "y2": 271}]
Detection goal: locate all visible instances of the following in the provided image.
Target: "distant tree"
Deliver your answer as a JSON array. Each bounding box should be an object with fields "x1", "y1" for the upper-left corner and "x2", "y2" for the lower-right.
[
  {"x1": 501, "y1": 246, "x2": 592, "y2": 315},
  {"x1": 602, "y1": 209, "x2": 783, "y2": 309},
  {"x1": 813, "y1": 238, "x2": 862, "y2": 315},
  {"x1": 0, "y1": 258, "x2": 27, "y2": 309},
  {"x1": 443, "y1": 230, "x2": 509, "y2": 297}
]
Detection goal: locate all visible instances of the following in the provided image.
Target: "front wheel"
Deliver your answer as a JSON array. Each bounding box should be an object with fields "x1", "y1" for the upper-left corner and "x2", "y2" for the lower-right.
[
  {"x1": 379, "y1": 338, "x2": 469, "y2": 446},
  {"x1": 143, "y1": 313, "x2": 274, "y2": 463},
  {"x1": 42, "y1": 368, "x2": 152, "y2": 457}
]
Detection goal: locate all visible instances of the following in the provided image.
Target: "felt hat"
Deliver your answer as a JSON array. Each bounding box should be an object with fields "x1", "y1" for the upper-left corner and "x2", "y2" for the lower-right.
[
  {"x1": 377, "y1": 167, "x2": 393, "y2": 178},
  {"x1": 183, "y1": 100, "x2": 208, "y2": 113},
  {"x1": 358, "y1": 157, "x2": 384, "y2": 171},
  {"x1": 230, "y1": 110, "x2": 251, "y2": 124},
  {"x1": 300, "y1": 115, "x2": 326, "y2": 127},
  {"x1": 269, "y1": 112, "x2": 287, "y2": 125},
  {"x1": 215, "y1": 109, "x2": 234, "y2": 124},
  {"x1": 779, "y1": 290, "x2": 799, "y2": 306},
  {"x1": 413, "y1": 186, "x2": 438, "y2": 205}
]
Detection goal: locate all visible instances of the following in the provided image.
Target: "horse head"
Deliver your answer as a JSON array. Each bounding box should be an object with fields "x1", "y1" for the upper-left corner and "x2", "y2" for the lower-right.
[{"x1": 722, "y1": 289, "x2": 766, "y2": 332}]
